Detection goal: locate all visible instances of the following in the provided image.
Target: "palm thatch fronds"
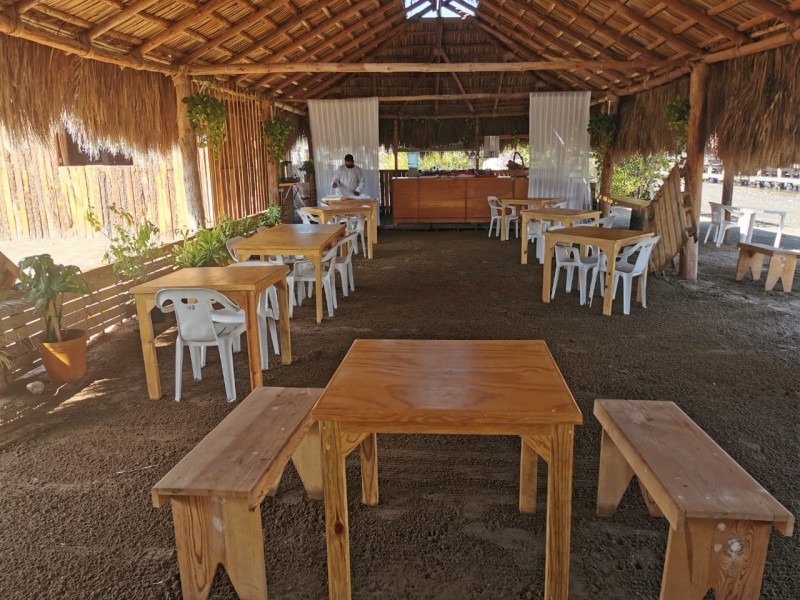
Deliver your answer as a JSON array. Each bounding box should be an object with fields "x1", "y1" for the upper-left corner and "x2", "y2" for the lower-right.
[
  {"x1": 380, "y1": 116, "x2": 529, "y2": 149},
  {"x1": 614, "y1": 78, "x2": 689, "y2": 158},
  {"x1": 0, "y1": 36, "x2": 177, "y2": 155},
  {"x1": 707, "y1": 44, "x2": 800, "y2": 171}
]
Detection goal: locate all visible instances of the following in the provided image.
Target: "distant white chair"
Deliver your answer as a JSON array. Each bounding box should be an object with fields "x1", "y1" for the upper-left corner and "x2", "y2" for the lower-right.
[
  {"x1": 226, "y1": 235, "x2": 245, "y2": 262},
  {"x1": 342, "y1": 215, "x2": 367, "y2": 258},
  {"x1": 487, "y1": 196, "x2": 519, "y2": 239},
  {"x1": 331, "y1": 232, "x2": 358, "y2": 297},
  {"x1": 299, "y1": 211, "x2": 321, "y2": 225},
  {"x1": 551, "y1": 245, "x2": 600, "y2": 306},
  {"x1": 155, "y1": 288, "x2": 244, "y2": 403},
  {"x1": 293, "y1": 244, "x2": 340, "y2": 318},
  {"x1": 526, "y1": 219, "x2": 548, "y2": 264},
  {"x1": 595, "y1": 215, "x2": 616, "y2": 228},
  {"x1": 704, "y1": 202, "x2": 740, "y2": 247},
  {"x1": 589, "y1": 236, "x2": 661, "y2": 315}
]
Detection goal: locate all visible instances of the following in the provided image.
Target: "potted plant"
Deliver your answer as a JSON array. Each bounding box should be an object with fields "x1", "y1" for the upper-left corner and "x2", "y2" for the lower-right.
[
  {"x1": 300, "y1": 159, "x2": 315, "y2": 182},
  {"x1": 183, "y1": 92, "x2": 228, "y2": 159},
  {"x1": 262, "y1": 116, "x2": 295, "y2": 179},
  {"x1": 17, "y1": 254, "x2": 90, "y2": 384},
  {"x1": 259, "y1": 204, "x2": 281, "y2": 228}
]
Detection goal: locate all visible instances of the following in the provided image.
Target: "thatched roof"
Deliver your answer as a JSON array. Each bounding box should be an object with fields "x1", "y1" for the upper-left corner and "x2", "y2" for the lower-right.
[{"x1": 0, "y1": 1, "x2": 798, "y2": 159}]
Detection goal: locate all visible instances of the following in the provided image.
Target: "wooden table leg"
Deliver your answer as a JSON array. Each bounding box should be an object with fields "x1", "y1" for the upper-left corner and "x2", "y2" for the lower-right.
[
  {"x1": 541, "y1": 238, "x2": 556, "y2": 303},
  {"x1": 544, "y1": 424, "x2": 575, "y2": 600},
  {"x1": 242, "y1": 291, "x2": 263, "y2": 390},
  {"x1": 602, "y1": 247, "x2": 617, "y2": 316},
  {"x1": 366, "y1": 215, "x2": 374, "y2": 259},
  {"x1": 313, "y1": 253, "x2": 324, "y2": 324},
  {"x1": 135, "y1": 294, "x2": 161, "y2": 400},
  {"x1": 519, "y1": 437, "x2": 538, "y2": 513},
  {"x1": 360, "y1": 433, "x2": 379, "y2": 506},
  {"x1": 321, "y1": 420, "x2": 352, "y2": 600},
  {"x1": 275, "y1": 279, "x2": 292, "y2": 365},
  {"x1": 521, "y1": 214, "x2": 530, "y2": 265}
]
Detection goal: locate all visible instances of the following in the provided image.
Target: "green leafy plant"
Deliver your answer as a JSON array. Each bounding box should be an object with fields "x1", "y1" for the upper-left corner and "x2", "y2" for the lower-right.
[
  {"x1": 183, "y1": 93, "x2": 228, "y2": 159},
  {"x1": 665, "y1": 96, "x2": 690, "y2": 154},
  {"x1": 300, "y1": 159, "x2": 315, "y2": 175},
  {"x1": 611, "y1": 152, "x2": 671, "y2": 200},
  {"x1": 259, "y1": 204, "x2": 281, "y2": 228},
  {"x1": 17, "y1": 255, "x2": 89, "y2": 343},
  {"x1": 588, "y1": 114, "x2": 618, "y2": 156},
  {"x1": 0, "y1": 290, "x2": 23, "y2": 377},
  {"x1": 262, "y1": 116, "x2": 294, "y2": 160},
  {"x1": 86, "y1": 205, "x2": 163, "y2": 285},
  {"x1": 173, "y1": 227, "x2": 230, "y2": 268},
  {"x1": 216, "y1": 215, "x2": 260, "y2": 239}
]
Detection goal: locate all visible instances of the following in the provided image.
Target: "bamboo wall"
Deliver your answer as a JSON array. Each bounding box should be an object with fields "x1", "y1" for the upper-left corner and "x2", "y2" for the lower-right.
[
  {"x1": 0, "y1": 244, "x2": 177, "y2": 380},
  {"x1": 0, "y1": 128, "x2": 188, "y2": 240}
]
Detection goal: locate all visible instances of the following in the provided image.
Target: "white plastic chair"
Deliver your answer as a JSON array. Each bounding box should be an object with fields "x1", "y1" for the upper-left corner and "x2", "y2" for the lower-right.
[
  {"x1": 588, "y1": 236, "x2": 661, "y2": 315},
  {"x1": 331, "y1": 232, "x2": 358, "y2": 297},
  {"x1": 226, "y1": 235, "x2": 245, "y2": 262},
  {"x1": 551, "y1": 245, "x2": 600, "y2": 306},
  {"x1": 293, "y1": 244, "x2": 339, "y2": 317},
  {"x1": 526, "y1": 219, "x2": 548, "y2": 264},
  {"x1": 343, "y1": 215, "x2": 367, "y2": 258},
  {"x1": 487, "y1": 196, "x2": 519, "y2": 239},
  {"x1": 704, "y1": 202, "x2": 740, "y2": 247},
  {"x1": 155, "y1": 288, "x2": 244, "y2": 403},
  {"x1": 299, "y1": 211, "x2": 321, "y2": 225}
]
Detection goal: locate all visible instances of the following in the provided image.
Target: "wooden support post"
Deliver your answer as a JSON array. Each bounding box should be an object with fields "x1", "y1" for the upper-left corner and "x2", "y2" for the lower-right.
[
  {"x1": 393, "y1": 119, "x2": 399, "y2": 171},
  {"x1": 262, "y1": 100, "x2": 279, "y2": 211},
  {"x1": 680, "y1": 62, "x2": 709, "y2": 281},
  {"x1": 173, "y1": 74, "x2": 206, "y2": 231},
  {"x1": 599, "y1": 96, "x2": 618, "y2": 215},
  {"x1": 721, "y1": 168, "x2": 734, "y2": 221}
]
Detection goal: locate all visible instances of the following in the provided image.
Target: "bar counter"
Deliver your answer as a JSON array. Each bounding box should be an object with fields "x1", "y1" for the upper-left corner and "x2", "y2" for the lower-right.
[{"x1": 392, "y1": 176, "x2": 529, "y2": 223}]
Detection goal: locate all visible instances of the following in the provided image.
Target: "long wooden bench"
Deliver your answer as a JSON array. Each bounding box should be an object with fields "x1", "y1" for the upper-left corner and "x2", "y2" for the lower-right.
[
  {"x1": 594, "y1": 399, "x2": 794, "y2": 600},
  {"x1": 152, "y1": 387, "x2": 324, "y2": 600},
  {"x1": 735, "y1": 241, "x2": 800, "y2": 292}
]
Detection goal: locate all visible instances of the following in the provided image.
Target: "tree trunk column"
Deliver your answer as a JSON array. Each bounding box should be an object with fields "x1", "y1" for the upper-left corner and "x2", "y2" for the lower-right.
[
  {"x1": 599, "y1": 96, "x2": 618, "y2": 216},
  {"x1": 173, "y1": 73, "x2": 205, "y2": 231},
  {"x1": 681, "y1": 63, "x2": 709, "y2": 281}
]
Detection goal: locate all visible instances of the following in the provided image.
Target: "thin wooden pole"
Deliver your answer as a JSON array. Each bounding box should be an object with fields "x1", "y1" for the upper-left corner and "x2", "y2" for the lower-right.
[
  {"x1": 721, "y1": 168, "x2": 734, "y2": 221},
  {"x1": 680, "y1": 62, "x2": 709, "y2": 281},
  {"x1": 599, "y1": 96, "x2": 619, "y2": 215},
  {"x1": 173, "y1": 73, "x2": 205, "y2": 231},
  {"x1": 262, "y1": 101, "x2": 279, "y2": 212},
  {"x1": 393, "y1": 119, "x2": 399, "y2": 171}
]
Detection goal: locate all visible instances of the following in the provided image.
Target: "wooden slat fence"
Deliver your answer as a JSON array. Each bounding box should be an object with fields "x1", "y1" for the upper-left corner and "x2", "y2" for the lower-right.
[{"x1": 0, "y1": 243, "x2": 179, "y2": 380}]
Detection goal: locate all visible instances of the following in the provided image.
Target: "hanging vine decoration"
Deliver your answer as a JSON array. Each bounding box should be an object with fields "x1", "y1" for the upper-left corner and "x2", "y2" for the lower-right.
[
  {"x1": 587, "y1": 113, "x2": 619, "y2": 157},
  {"x1": 665, "y1": 96, "x2": 690, "y2": 154},
  {"x1": 262, "y1": 115, "x2": 294, "y2": 160},
  {"x1": 182, "y1": 92, "x2": 228, "y2": 159}
]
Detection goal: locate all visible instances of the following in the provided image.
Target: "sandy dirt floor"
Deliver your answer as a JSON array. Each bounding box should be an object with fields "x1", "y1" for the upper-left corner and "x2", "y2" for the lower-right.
[{"x1": 1, "y1": 193, "x2": 799, "y2": 599}]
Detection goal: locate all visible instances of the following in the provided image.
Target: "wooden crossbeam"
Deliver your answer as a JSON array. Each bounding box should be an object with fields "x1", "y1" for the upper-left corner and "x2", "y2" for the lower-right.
[
  {"x1": 87, "y1": 0, "x2": 161, "y2": 41},
  {"x1": 657, "y1": 0, "x2": 749, "y2": 43},
  {"x1": 703, "y1": 26, "x2": 800, "y2": 63},
  {"x1": 281, "y1": 92, "x2": 533, "y2": 102},
  {"x1": 136, "y1": 0, "x2": 233, "y2": 56},
  {"x1": 605, "y1": 0, "x2": 699, "y2": 56}
]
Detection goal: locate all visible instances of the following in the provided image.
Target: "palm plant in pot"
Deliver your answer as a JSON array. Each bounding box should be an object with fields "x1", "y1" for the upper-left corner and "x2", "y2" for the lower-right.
[{"x1": 18, "y1": 254, "x2": 90, "y2": 384}]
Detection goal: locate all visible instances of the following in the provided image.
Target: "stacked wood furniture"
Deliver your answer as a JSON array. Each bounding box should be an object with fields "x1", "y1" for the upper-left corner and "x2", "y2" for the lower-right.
[
  {"x1": 152, "y1": 387, "x2": 324, "y2": 600},
  {"x1": 392, "y1": 176, "x2": 528, "y2": 223},
  {"x1": 735, "y1": 242, "x2": 800, "y2": 292},
  {"x1": 594, "y1": 399, "x2": 794, "y2": 600}
]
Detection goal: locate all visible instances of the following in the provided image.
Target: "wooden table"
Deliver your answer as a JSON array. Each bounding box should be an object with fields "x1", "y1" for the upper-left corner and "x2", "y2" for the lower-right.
[
  {"x1": 499, "y1": 198, "x2": 563, "y2": 241},
  {"x1": 314, "y1": 339, "x2": 582, "y2": 600},
  {"x1": 299, "y1": 205, "x2": 374, "y2": 259},
  {"x1": 130, "y1": 266, "x2": 292, "y2": 401},
  {"x1": 520, "y1": 208, "x2": 602, "y2": 264},
  {"x1": 235, "y1": 224, "x2": 345, "y2": 324},
  {"x1": 541, "y1": 226, "x2": 654, "y2": 316},
  {"x1": 320, "y1": 197, "x2": 379, "y2": 245}
]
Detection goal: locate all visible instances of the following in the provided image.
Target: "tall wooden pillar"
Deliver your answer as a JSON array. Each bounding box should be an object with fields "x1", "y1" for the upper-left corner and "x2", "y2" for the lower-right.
[
  {"x1": 393, "y1": 119, "x2": 399, "y2": 171},
  {"x1": 721, "y1": 168, "x2": 734, "y2": 218},
  {"x1": 680, "y1": 63, "x2": 709, "y2": 281},
  {"x1": 173, "y1": 73, "x2": 205, "y2": 231},
  {"x1": 599, "y1": 96, "x2": 619, "y2": 215},
  {"x1": 262, "y1": 100, "x2": 279, "y2": 210}
]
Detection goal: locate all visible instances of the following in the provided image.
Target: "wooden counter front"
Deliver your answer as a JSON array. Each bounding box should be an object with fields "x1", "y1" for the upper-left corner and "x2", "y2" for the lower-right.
[{"x1": 392, "y1": 176, "x2": 529, "y2": 223}]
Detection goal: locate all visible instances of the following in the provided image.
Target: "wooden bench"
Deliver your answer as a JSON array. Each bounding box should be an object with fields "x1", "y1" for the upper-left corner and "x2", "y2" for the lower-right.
[
  {"x1": 594, "y1": 399, "x2": 794, "y2": 600},
  {"x1": 735, "y1": 242, "x2": 800, "y2": 292},
  {"x1": 152, "y1": 387, "x2": 324, "y2": 600}
]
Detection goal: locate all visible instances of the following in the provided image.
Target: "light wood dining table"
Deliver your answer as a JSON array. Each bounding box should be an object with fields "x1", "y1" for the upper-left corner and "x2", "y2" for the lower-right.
[
  {"x1": 541, "y1": 226, "x2": 654, "y2": 316},
  {"x1": 499, "y1": 198, "x2": 563, "y2": 241},
  {"x1": 520, "y1": 208, "x2": 602, "y2": 264},
  {"x1": 129, "y1": 266, "x2": 292, "y2": 401},
  {"x1": 299, "y1": 205, "x2": 374, "y2": 259},
  {"x1": 234, "y1": 224, "x2": 344, "y2": 324},
  {"x1": 314, "y1": 339, "x2": 583, "y2": 600},
  {"x1": 320, "y1": 197, "x2": 379, "y2": 245}
]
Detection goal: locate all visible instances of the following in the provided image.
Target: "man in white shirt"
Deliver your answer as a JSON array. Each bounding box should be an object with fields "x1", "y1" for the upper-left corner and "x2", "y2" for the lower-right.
[{"x1": 331, "y1": 154, "x2": 365, "y2": 197}]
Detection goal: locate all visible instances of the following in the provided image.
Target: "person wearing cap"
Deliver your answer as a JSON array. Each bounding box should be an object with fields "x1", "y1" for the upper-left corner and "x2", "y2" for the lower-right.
[{"x1": 331, "y1": 154, "x2": 366, "y2": 197}]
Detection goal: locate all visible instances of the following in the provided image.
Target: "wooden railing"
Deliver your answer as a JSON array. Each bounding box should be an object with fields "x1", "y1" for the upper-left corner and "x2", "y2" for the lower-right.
[{"x1": 0, "y1": 243, "x2": 179, "y2": 380}]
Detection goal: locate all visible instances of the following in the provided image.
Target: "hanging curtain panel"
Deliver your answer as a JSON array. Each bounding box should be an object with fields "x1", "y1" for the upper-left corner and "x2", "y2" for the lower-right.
[
  {"x1": 308, "y1": 98, "x2": 380, "y2": 210},
  {"x1": 528, "y1": 92, "x2": 591, "y2": 208}
]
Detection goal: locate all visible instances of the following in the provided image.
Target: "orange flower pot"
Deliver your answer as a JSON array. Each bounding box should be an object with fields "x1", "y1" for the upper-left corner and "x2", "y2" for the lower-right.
[{"x1": 38, "y1": 329, "x2": 88, "y2": 384}]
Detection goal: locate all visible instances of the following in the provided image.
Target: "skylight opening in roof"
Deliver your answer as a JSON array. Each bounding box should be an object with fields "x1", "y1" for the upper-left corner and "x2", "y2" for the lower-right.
[{"x1": 404, "y1": 0, "x2": 478, "y2": 19}]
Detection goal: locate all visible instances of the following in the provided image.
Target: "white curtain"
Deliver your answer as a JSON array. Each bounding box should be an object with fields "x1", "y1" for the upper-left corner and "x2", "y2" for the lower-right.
[
  {"x1": 308, "y1": 98, "x2": 380, "y2": 204},
  {"x1": 528, "y1": 92, "x2": 591, "y2": 208}
]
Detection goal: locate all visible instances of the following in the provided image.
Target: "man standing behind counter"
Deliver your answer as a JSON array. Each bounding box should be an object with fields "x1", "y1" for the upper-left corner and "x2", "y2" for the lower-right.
[{"x1": 331, "y1": 154, "x2": 365, "y2": 197}]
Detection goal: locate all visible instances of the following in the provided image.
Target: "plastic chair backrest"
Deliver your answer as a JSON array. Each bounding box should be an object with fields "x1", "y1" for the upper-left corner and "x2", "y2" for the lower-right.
[
  {"x1": 227, "y1": 261, "x2": 283, "y2": 312},
  {"x1": 346, "y1": 215, "x2": 365, "y2": 233},
  {"x1": 628, "y1": 236, "x2": 661, "y2": 274},
  {"x1": 487, "y1": 196, "x2": 501, "y2": 217},
  {"x1": 299, "y1": 211, "x2": 320, "y2": 225},
  {"x1": 226, "y1": 236, "x2": 245, "y2": 262},
  {"x1": 156, "y1": 288, "x2": 239, "y2": 343},
  {"x1": 708, "y1": 202, "x2": 725, "y2": 224},
  {"x1": 596, "y1": 216, "x2": 616, "y2": 228}
]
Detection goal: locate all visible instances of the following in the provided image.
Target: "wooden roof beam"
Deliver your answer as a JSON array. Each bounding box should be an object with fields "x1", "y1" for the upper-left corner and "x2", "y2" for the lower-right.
[
  {"x1": 436, "y1": 48, "x2": 476, "y2": 114},
  {"x1": 87, "y1": 0, "x2": 161, "y2": 41},
  {"x1": 10, "y1": 0, "x2": 42, "y2": 14},
  {"x1": 656, "y1": 0, "x2": 749, "y2": 44},
  {"x1": 135, "y1": 0, "x2": 235, "y2": 57},
  {"x1": 283, "y1": 92, "x2": 534, "y2": 102},
  {"x1": 602, "y1": 0, "x2": 699, "y2": 56},
  {"x1": 385, "y1": 111, "x2": 531, "y2": 120},
  {"x1": 734, "y1": 0, "x2": 800, "y2": 28}
]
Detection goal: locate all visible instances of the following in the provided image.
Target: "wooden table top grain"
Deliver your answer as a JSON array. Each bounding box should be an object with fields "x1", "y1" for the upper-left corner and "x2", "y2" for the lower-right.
[
  {"x1": 129, "y1": 266, "x2": 288, "y2": 295},
  {"x1": 235, "y1": 223, "x2": 344, "y2": 255}
]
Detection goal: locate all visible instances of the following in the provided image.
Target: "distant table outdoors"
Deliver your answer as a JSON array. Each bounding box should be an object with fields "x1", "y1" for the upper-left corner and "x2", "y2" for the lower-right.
[
  {"x1": 314, "y1": 339, "x2": 583, "y2": 600},
  {"x1": 720, "y1": 205, "x2": 786, "y2": 247},
  {"x1": 320, "y1": 197, "x2": 380, "y2": 245},
  {"x1": 130, "y1": 266, "x2": 292, "y2": 400},
  {"x1": 500, "y1": 198, "x2": 563, "y2": 241},
  {"x1": 542, "y1": 226, "x2": 654, "y2": 316},
  {"x1": 235, "y1": 224, "x2": 344, "y2": 324},
  {"x1": 299, "y1": 205, "x2": 374, "y2": 259},
  {"x1": 520, "y1": 208, "x2": 602, "y2": 264}
]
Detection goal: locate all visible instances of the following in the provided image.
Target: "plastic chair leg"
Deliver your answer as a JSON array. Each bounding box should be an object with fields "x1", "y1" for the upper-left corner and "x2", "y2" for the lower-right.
[
  {"x1": 268, "y1": 317, "x2": 279, "y2": 356},
  {"x1": 174, "y1": 339, "x2": 184, "y2": 402},
  {"x1": 190, "y1": 346, "x2": 202, "y2": 380},
  {"x1": 257, "y1": 318, "x2": 269, "y2": 370},
  {"x1": 218, "y1": 341, "x2": 236, "y2": 402},
  {"x1": 565, "y1": 266, "x2": 575, "y2": 293},
  {"x1": 551, "y1": 266, "x2": 561, "y2": 300},
  {"x1": 348, "y1": 263, "x2": 355, "y2": 292},
  {"x1": 622, "y1": 275, "x2": 632, "y2": 315}
]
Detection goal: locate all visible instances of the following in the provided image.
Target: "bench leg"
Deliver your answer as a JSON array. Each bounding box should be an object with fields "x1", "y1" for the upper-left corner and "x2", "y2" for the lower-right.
[
  {"x1": 764, "y1": 254, "x2": 797, "y2": 292},
  {"x1": 171, "y1": 496, "x2": 267, "y2": 600},
  {"x1": 292, "y1": 422, "x2": 324, "y2": 500},
  {"x1": 596, "y1": 429, "x2": 634, "y2": 517},
  {"x1": 660, "y1": 518, "x2": 772, "y2": 600},
  {"x1": 519, "y1": 437, "x2": 539, "y2": 514},
  {"x1": 735, "y1": 249, "x2": 754, "y2": 282},
  {"x1": 749, "y1": 254, "x2": 766, "y2": 281},
  {"x1": 637, "y1": 480, "x2": 665, "y2": 518}
]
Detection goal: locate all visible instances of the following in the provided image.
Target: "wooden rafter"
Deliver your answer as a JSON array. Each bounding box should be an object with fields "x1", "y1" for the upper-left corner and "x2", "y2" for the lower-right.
[
  {"x1": 436, "y1": 48, "x2": 476, "y2": 114},
  {"x1": 11, "y1": 0, "x2": 43, "y2": 14},
  {"x1": 601, "y1": 0, "x2": 700, "y2": 56},
  {"x1": 656, "y1": 0, "x2": 748, "y2": 44},
  {"x1": 87, "y1": 0, "x2": 162, "y2": 41},
  {"x1": 135, "y1": 0, "x2": 234, "y2": 57}
]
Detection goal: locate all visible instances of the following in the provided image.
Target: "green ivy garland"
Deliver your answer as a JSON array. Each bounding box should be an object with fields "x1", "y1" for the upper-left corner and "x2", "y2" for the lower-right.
[
  {"x1": 665, "y1": 96, "x2": 690, "y2": 154},
  {"x1": 587, "y1": 114, "x2": 618, "y2": 156},
  {"x1": 182, "y1": 93, "x2": 228, "y2": 159},
  {"x1": 262, "y1": 116, "x2": 294, "y2": 160}
]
